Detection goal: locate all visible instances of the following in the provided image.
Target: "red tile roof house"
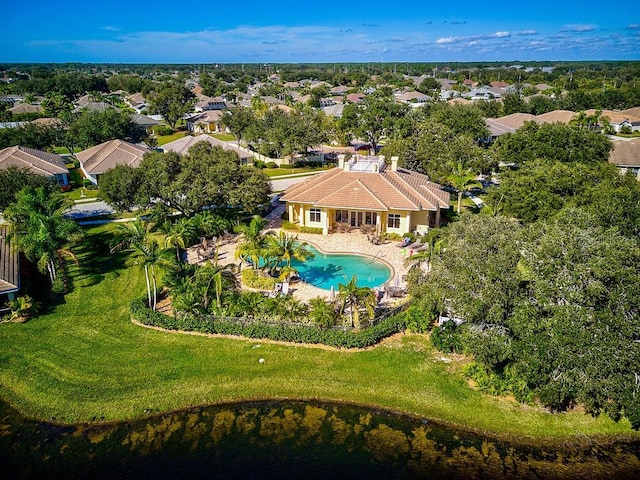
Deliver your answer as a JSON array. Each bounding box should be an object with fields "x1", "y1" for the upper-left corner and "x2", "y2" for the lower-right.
[
  {"x1": 281, "y1": 155, "x2": 450, "y2": 235},
  {"x1": 76, "y1": 139, "x2": 148, "y2": 185},
  {"x1": 0, "y1": 146, "x2": 69, "y2": 186}
]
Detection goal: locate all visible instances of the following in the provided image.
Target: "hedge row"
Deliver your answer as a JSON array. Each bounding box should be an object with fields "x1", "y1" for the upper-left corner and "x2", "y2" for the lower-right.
[{"x1": 131, "y1": 298, "x2": 406, "y2": 349}]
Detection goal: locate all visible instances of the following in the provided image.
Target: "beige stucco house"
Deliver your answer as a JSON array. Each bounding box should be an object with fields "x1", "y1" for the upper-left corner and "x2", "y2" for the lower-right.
[{"x1": 281, "y1": 155, "x2": 450, "y2": 235}]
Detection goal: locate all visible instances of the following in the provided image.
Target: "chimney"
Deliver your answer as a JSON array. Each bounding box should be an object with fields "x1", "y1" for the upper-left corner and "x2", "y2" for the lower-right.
[
  {"x1": 391, "y1": 156, "x2": 399, "y2": 172},
  {"x1": 338, "y1": 154, "x2": 345, "y2": 169}
]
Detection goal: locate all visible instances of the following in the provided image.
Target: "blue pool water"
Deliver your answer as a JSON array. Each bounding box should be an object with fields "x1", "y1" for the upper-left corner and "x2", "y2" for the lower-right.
[{"x1": 291, "y1": 246, "x2": 391, "y2": 290}]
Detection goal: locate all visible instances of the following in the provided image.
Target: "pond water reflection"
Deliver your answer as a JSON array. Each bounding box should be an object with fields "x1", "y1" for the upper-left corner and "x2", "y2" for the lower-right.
[{"x1": 1, "y1": 400, "x2": 639, "y2": 479}]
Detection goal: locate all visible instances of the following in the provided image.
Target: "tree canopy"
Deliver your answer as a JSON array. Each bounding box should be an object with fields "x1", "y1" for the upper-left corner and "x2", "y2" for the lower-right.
[{"x1": 100, "y1": 142, "x2": 271, "y2": 217}]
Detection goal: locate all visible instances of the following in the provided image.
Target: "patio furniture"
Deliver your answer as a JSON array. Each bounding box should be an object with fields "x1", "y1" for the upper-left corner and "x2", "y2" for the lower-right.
[{"x1": 268, "y1": 283, "x2": 283, "y2": 298}]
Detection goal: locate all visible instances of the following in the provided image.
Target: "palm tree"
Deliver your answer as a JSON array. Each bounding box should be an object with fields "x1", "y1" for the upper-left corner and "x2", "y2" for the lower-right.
[
  {"x1": 5, "y1": 186, "x2": 83, "y2": 287},
  {"x1": 446, "y1": 161, "x2": 481, "y2": 214},
  {"x1": 193, "y1": 211, "x2": 229, "y2": 238},
  {"x1": 266, "y1": 231, "x2": 314, "y2": 281},
  {"x1": 195, "y1": 260, "x2": 239, "y2": 310},
  {"x1": 309, "y1": 297, "x2": 337, "y2": 327},
  {"x1": 234, "y1": 215, "x2": 273, "y2": 270},
  {"x1": 164, "y1": 218, "x2": 196, "y2": 262},
  {"x1": 131, "y1": 238, "x2": 168, "y2": 311},
  {"x1": 337, "y1": 275, "x2": 376, "y2": 330},
  {"x1": 109, "y1": 219, "x2": 151, "y2": 254},
  {"x1": 405, "y1": 229, "x2": 443, "y2": 272}
]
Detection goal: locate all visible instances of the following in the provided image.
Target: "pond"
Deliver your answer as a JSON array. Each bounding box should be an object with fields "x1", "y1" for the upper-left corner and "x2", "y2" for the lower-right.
[
  {"x1": 292, "y1": 246, "x2": 392, "y2": 290},
  {"x1": 1, "y1": 400, "x2": 638, "y2": 479}
]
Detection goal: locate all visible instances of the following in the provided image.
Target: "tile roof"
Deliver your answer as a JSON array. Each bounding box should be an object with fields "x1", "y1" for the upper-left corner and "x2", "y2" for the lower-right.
[
  {"x1": 0, "y1": 146, "x2": 68, "y2": 177},
  {"x1": 161, "y1": 134, "x2": 253, "y2": 160},
  {"x1": 491, "y1": 113, "x2": 542, "y2": 130},
  {"x1": 585, "y1": 109, "x2": 640, "y2": 125},
  {"x1": 609, "y1": 139, "x2": 640, "y2": 167},
  {"x1": 281, "y1": 164, "x2": 450, "y2": 212},
  {"x1": 0, "y1": 225, "x2": 20, "y2": 294},
  {"x1": 622, "y1": 107, "x2": 640, "y2": 118},
  {"x1": 76, "y1": 139, "x2": 148, "y2": 174},
  {"x1": 536, "y1": 110, "x2": 577, "y2": 124}
]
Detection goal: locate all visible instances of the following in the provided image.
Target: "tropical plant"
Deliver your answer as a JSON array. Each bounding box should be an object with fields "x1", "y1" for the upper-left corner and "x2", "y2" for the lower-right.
[
  {"x1": 234, "y1": 215, "x2": 274, "y2": 270},
  {"x1": 405, "y1": 229, "x2": 443, "y2": 272},
  {"x1": 446, "y1": 161, "x2": 481, "y2": 214},
  {"x1": 309, "y1": 297, "x2": 338, "y2": 327},
  {"x1": 163, "y1": 218, "x2": 197, "y2": 262},
  {"x1": 194, "y1": 260, "x2": 239, "y2": 310},
  {"x1": 265, "y1": 231, "x2": 314, "y2": 281},
  {"x1": 109, "y1": 219, "x2": 152, "y2": 254},
  {"x1": 7, "y1": 295, "x2": 40, "y2": 322},
  {"x1": 4, "y1": 186, "x2": 83, "y2": 287},
  {"x1": 130, "y1": 238, "x2": 168, "y2": 311},
  {"x1": 337, "y1": 275, "x2": 376, "y2": 329}
]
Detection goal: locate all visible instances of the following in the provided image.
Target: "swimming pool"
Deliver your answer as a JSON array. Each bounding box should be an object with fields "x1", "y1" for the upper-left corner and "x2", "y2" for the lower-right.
[{"x1": 291, "y1": 246, "x2": 392, "y2": 290}]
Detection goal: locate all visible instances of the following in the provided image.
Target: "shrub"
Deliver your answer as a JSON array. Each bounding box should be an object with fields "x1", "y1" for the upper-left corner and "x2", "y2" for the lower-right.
[
  {"x1": 51, "y1": 276, "x2": 66, "y2": 295},
  {"x1": 131, "y1": 298, "x2": 407, "y2": 349},
  {"x1": 241, "y1": 269, "x2": 278, "y2": 290},
  {"x1": 299, "y1": 226, "x2": 323, "y2": 234},
  {"x1": 430, "y1": 320, "x2": 463, "y2": 353},
  {"x1": 404, "y1": 304, "x2": 435, "y2": 333},
  {"x1": 384, "y1": 232, "x2": 403, "y2": 242},
  {"x1": 266, "y1": 162, "x2": 278, "y2": 169},
  {"x1": 281, "y1": 220, "x2": 298, "y2": 231}
]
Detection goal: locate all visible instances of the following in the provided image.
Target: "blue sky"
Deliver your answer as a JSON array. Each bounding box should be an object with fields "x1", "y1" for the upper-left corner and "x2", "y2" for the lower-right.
[{"x1": 2, "y1": 1, "x2": 639, "y2": 63}]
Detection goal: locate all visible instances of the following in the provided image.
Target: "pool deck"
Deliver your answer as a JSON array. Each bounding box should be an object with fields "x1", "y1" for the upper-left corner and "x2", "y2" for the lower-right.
[{"x1": 186, "y1": 229, "x2": 412, "y2": 306}]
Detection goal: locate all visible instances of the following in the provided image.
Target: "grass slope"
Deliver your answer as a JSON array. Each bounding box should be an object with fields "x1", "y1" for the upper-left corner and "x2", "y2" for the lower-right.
[{"x1": 0, "y1": 224, "x2": 635, "y2": 441}]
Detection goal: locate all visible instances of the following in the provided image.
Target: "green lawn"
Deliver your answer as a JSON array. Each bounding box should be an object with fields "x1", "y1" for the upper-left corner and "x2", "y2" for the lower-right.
[
  {"x1": 0, "y1": 224, "x2": 635, "y2": 441},
  {"x1": 156, "y1": 131, "x2": 187, "y2": 146},
  {"x1": 211, "y1": 132, "x2": 236, "y2": 141}
]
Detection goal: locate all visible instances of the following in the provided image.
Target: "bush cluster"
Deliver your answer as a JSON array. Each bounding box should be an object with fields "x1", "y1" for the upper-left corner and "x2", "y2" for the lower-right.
[
  {"x1": 281, "y1": 220, "x2": 297, "y2": 230},
  {"x1": 131, "y1": 298, "x2": 406, "y2": 349},
  {"x1": 241, "y1": 269, "x2": 278, "y2": 290}
]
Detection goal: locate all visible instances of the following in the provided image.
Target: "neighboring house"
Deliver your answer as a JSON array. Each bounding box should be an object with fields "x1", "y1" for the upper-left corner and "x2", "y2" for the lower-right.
[
  {"x1": 194, "y1": 96, "x2": 228, "y2": 112},
  {"x1": 126, "y1": 93, "x2": 148, "y2": 114},
  {"x1": 9, "y1": 103, "x2": 43, "y2": 115},
  {"x1": 484, "y1": 118, "x2": 517, "y2": 141},
  {"x1": 489, "y1": 113, "x2": 542, "y2": 131},
  {"x1": 345, "y1": 93, "x2": 365, "y2": 104},
  {"x1": 536, "y1": 110, "x2": 577, "y2": 124},
  {"x1": 586, "y1": 109, "x2": 640, "y2": 133},
  {"x1": 72, "y1": 102, "x2": 112, "y2": 114},
  {"x1": 0, "y1": 146, "x2": 69, "y2": 185},
  {"x1": 76, "y1": 139, "x2": 148, "y2": 184},
  {"x1": 283, "y1": 81, "x2": 300, "y2": 90},
  {"x1": 319, "y1": 98, "x2": 335, "y2": 107},
  {"x1": 395, "y1": 91, "x2": 429, "y2": 105},
  {"x1": 609, "y1": 138, "x2": 640, "y2": 179},
  {"x1": 0, "y1": 225, "x2": 20, "y2": 312},
  {"x1": 329, "y1": 85, "x2": 350, "y2": 96},
  {"x1": 186, "y1": 110, "x2": 225, "y2": 134},
  {"x1": 322, "y1": 103, "x2": 345, "y2": 118},
  {"x1": 130, "y1": 114, "x2": 160, "y2": 134},
  {"x1": 162, "y1": 133, "x2": 254, "y2": 166},
  {"x1": 281, "y1": 155, "x2": 450, "y2": 235}
]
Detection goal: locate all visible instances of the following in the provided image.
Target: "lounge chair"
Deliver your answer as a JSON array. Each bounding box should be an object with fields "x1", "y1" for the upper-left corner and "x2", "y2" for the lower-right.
[{"x1": 280, "y1": 282, "x2": 290, "y2": 297}]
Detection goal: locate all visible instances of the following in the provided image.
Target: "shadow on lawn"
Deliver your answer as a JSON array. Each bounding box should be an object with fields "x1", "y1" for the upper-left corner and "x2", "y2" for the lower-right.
[{"x1": 65, "y1": 228, "x2": 128, "y2": 290}]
